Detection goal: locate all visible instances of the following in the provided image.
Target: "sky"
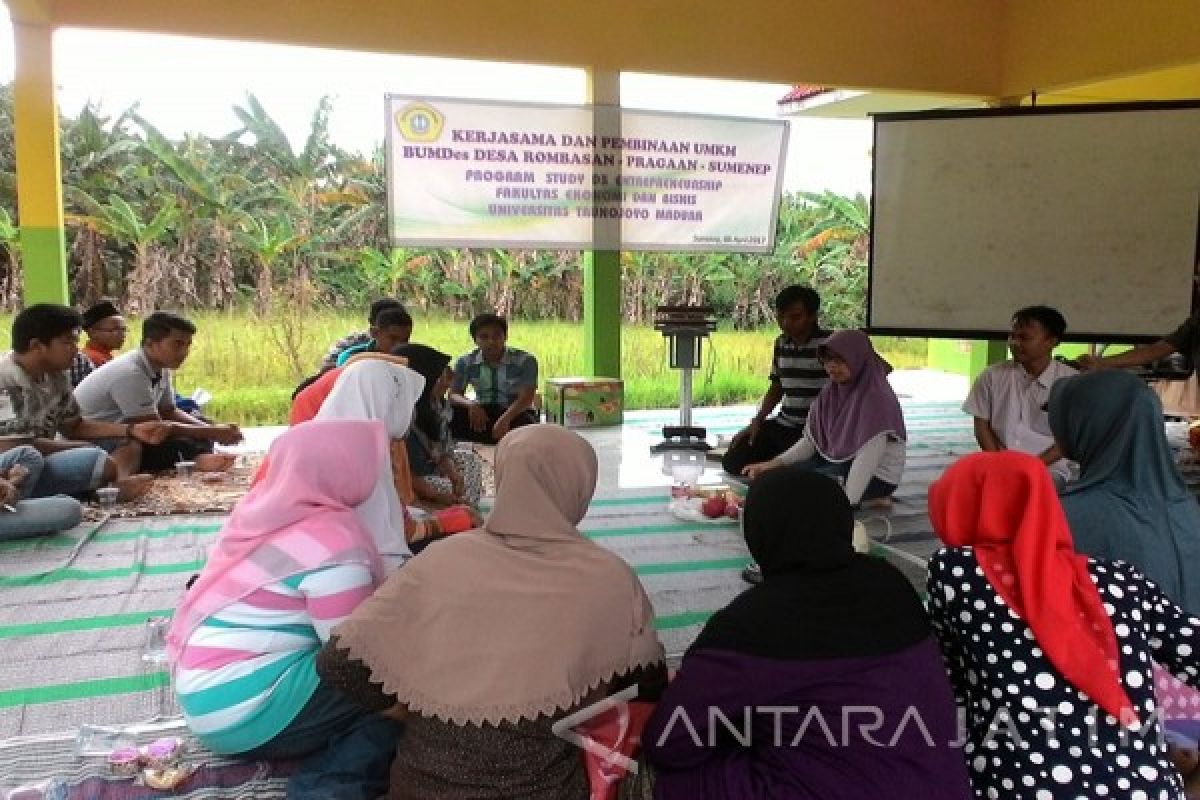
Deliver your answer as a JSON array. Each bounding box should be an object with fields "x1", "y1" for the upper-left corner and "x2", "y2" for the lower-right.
[{"x1": 0, "y1": 7, "x2": 873, "y2": 195}]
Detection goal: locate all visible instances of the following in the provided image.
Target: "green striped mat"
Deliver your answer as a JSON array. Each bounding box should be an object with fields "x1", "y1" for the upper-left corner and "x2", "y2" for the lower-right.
[
  {"x1": 0, "y1": 495, "x2": 750, "y2": 727},
  {"x1": 0, "y1": 402, "x2": 976, "y2": 732}
]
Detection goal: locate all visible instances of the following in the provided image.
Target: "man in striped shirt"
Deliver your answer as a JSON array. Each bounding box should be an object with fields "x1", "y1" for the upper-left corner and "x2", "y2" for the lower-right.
[
  {"x1": 722, "y1": 286, "x2": 829, "y2": 476},
  {"x1": 317, "y1": 297, "x2": 406, "y2": 372}
]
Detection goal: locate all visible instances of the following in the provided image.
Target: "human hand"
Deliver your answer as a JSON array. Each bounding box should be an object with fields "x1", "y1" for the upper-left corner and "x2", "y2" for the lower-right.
[
  {"x1": 492, "y1": 417, "x2": 512, "y2": 441},
  {"x1": 131, "y1": 420, "x2": 172, "y2": 445},
  {"x1": 6, "y1": 463, "x2": 28, "y2": 487},
  {"x1": 741, "y1": 460, "x2": 778, "y2": 480},
  {"x1": 0, "y1": 478, "x2": 18, "y2": 505},
  {"x1": 467, "y1": 404, "x2": 489, "y2": 433},
  {"x1": 212, "y1": 424, "x2": 244, "y2": 446},
  {"x1": 1075, "y1": 354, "x2": 1101, "y2": 372}
]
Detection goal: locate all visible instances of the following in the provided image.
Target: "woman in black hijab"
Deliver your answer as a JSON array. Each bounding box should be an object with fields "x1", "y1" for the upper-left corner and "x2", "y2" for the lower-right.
[
  {"x1": 642, "y1": 467, "x2": 971, "y2": 800},
  {"x1": 391, "y1": 343, "x2": 482, "y2": 507}
]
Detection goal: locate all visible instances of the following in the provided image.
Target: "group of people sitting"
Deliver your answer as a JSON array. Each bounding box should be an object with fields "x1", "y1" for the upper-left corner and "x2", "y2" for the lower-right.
[
  {"x1": 157, "y1": 284, "x2": 1200, "y2": 798},
  {"x1": 165, "y1": 384, "x2": 1200, "y2": 799},
  {"x1": 0, "y1": 303, "x2": 244, "y2": 540},
  {"x1": 313, "y1": 299, "x2": 541, "y2": 446},
  {"x1": 722, "y1": 288, "x2": 1080, "y2": 500},
  {"x1": 720, "y1": 289, "x2": 1128, "y2": 585},
  {"x1": 0, "y1": 296, "x2": 544, "y2": 543},
  {"x1": 290, "y1": 300, "x2": 542, "y2": 514}
]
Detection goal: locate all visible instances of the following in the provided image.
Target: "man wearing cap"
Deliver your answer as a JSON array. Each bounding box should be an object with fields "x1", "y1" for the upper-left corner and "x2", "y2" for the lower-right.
[{"x1": 68, "y1": 301, "x2": 127, "y2": 387}]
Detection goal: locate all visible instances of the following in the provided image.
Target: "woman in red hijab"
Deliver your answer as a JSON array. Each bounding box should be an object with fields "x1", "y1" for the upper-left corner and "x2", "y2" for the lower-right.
[{"x1": 927, "y1": 450, "x2": 1200, "y2": 799}]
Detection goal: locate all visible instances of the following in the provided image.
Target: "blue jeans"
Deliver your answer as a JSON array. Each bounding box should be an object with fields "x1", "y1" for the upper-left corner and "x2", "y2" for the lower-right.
[
  {"x1": 239, "y1": 681, "x2": 403, "y2": 800},
  {"x1": 27, "y1": 446, "x2": 108, "y2": 497},
  {"x1": 793, "y1": 453, "x2": 897, "y2": 504},
  {"x1": 0, "y1": 446, "x2": 86, "y2": 540}
]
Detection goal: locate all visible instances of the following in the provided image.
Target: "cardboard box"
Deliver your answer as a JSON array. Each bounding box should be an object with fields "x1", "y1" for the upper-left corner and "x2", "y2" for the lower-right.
[{"x1": 545, "y1": 377, "x2": 624, "y2": 428}]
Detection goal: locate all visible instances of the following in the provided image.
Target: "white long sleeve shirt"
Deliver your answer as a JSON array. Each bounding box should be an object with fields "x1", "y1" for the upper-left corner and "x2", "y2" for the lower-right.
[{"x1": 776, "y1": 431, "x2": 906, "y2": 505}]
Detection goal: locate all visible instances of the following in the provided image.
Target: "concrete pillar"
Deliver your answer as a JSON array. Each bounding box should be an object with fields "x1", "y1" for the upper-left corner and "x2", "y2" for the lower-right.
[
  {"x1": 12, "y1": 14, "x2": 69, "y2": 304},
  {"x1": 582, "y1": 68, "x2": 622, "y2": 378}
]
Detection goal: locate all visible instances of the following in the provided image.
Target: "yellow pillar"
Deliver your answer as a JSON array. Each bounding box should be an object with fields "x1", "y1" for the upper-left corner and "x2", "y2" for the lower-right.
[
  {"x1": 12, "y1": 13, "x2": 69, "y2": 304},
  {"x1": 582, "y1": 68, "x2": 622, "y2": 379}
]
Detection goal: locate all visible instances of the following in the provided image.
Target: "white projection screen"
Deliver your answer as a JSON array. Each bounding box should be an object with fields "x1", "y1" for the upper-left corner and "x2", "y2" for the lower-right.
[{"x1": 869, "y1": 102, "x2": 1200, "y2": 341}]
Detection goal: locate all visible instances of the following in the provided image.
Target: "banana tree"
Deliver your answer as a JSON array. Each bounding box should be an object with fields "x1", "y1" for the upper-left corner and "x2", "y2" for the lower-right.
[
  {"x1": 135, "y1": 116, "x2": 255, "y2": 308},
  {"x1": 229, "y1": 94, "x2": 367, "y2": 302},
  {"x1": 69, "y1": 192, "x2": 179, "y2": 314},
  {"x1": 236, "y1": 214, "x2": 308, "y2": 314}
]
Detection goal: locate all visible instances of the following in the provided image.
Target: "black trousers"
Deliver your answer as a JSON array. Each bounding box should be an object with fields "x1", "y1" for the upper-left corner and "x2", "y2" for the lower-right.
[
  {"x1": 720, "y1": 418, "x2": 805, "y2": 476},
  {"x1": 140, "y1": 438, "x2": 215, "y2": 472},
  {"x1": 450, "y1": 403, "x2": 539, "y2": 445}
]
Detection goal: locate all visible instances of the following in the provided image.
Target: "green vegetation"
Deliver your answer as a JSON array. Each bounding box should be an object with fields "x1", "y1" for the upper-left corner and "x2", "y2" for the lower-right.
[
  {"x1": 0, "y1": 311, "x2": 926, "y2": 424},
  {"x1": 0, "y1": 87, "x2": 873, "y2": 332},
  {"x1": 0, "y1": 87, "x2": 911, "y2": 423},
  {"x1": 176, "y1": 318, "x2": 926, "y2": 425}
]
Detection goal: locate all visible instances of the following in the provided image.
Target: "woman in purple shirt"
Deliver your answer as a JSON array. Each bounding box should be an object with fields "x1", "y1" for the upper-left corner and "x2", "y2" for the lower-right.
[{"x1": 642, "y1": 467, "x2": 972, "y2": 799}]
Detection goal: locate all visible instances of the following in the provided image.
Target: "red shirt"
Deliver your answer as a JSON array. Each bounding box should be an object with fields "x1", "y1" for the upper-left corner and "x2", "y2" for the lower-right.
[
  {"x1": 289, "y1": 367, "x2": 344, "y2": 426},
  {"x1": 83, "y1": 341, "x2": 115, "y2": 367}
]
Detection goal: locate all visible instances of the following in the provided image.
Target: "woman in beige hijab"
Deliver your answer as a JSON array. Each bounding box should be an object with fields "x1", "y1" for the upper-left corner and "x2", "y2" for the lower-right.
[{"x1": 318, "y1": 424, "x2": 666, "y2": 799}]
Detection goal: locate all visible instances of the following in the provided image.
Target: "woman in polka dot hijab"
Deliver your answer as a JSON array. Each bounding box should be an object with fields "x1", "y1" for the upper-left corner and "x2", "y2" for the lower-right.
[{"x1": 927, "y1": 450, "x2": 1200, "y2": 799}]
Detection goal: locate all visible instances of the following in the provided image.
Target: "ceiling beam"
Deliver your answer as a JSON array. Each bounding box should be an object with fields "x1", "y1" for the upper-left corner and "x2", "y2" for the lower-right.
[
  {"x1": 1001, "y1": 0, "x2": 1200, "y2": 97},
  {"x1": 4, "y1": 0, "x2": 53, "y2": 26},
  {"x1": 45, "y1": 0, "x2": 1005, "y2": 96}
]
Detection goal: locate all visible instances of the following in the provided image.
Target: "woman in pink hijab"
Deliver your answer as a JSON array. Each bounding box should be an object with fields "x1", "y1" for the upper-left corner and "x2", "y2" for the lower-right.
[{"x1": 168, "y1": 420, "x2": 401, "y2": 799}]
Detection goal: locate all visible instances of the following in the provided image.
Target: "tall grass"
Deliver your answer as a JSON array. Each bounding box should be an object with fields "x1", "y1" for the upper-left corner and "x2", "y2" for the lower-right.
[{"x1": 0, "y1": 312, "x2": 929, "y2": 425}]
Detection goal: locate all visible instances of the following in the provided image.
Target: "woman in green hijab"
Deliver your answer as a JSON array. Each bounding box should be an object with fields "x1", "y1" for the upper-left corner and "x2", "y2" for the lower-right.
[{"x1": 1048, "y1": 369, "x2": 1200, "y2": 615}]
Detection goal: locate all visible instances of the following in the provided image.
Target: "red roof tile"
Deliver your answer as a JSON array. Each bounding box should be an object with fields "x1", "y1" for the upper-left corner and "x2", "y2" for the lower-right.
[{"x1": 778, "y1": 84, "x2": 831, "y2": 104}]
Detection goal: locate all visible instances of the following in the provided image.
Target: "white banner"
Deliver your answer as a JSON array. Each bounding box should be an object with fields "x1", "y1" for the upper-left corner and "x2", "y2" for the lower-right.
[{"x1": 386, "y1": 96, "x2": 788, "y2": 252}]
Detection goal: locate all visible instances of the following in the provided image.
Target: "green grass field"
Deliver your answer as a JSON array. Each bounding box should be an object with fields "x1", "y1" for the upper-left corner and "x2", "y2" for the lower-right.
[{"x1": 0, "y1": 311, "x2": 931, "y2": 425}]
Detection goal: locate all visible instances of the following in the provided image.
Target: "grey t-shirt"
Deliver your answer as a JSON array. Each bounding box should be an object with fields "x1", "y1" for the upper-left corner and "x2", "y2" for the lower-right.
[
  {"x1": 74, "y1": 349, "x2": 176, "y2": 423},
  {"x1": 0, "y1": 352, "x2": 81, "y2": 440}
]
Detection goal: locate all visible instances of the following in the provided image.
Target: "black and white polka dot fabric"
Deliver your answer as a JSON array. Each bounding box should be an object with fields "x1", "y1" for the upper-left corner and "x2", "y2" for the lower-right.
[{"x1": 927, "y1": 547, "x2": 1200, "y2": 799}]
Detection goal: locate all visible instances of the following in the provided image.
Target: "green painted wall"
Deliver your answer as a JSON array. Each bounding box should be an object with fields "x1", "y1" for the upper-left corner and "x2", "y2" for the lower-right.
[
  {"x1": 19, "y1": 226, "x2": 68, "y2": 304},
  {"x1": 583, "y1": 249, "x2": 621, "y2": 378}
]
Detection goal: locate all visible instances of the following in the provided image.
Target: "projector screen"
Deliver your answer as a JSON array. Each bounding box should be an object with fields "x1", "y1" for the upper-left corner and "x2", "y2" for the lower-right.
[{"x1": 869, "y1": 102, "x2": 1200, "y2": 341}]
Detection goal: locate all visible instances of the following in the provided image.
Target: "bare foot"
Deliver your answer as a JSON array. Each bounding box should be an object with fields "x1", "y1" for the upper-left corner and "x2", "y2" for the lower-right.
[
  {"x1": 862, "y1": 496, "x2": 894, "y2": 511},
  {"x1": 115, "y1": 474, "x2": 154, "y2": 502}
]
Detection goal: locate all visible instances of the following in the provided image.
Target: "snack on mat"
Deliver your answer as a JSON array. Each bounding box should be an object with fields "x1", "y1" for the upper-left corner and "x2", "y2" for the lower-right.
[
  {"x1": 141, "y1": 765, "x2": 193, "y2": 791},
  {"x1": 107, "y1": 747, "x2": 141, "y2": 777},
  {"x1": 142, "y1": 737, "x2": 184, "y2": 769}
]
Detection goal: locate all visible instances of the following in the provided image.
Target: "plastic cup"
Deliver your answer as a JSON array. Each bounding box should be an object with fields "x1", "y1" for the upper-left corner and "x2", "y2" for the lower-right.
[
  {"x1": 95, "y1": 487, "x2": 119, "y2": 508},
  {"x1": 142, "y1": 617, "x2": 169, "y2": 664},
  {"x1": 671, "y1": 464, "x2": 704, "y2": 485}
]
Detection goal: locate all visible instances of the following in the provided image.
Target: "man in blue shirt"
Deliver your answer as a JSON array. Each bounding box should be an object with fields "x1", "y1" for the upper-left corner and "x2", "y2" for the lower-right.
[
  {"x1": 334, "y1": 307, "x2": 414, "y2": 367},
  {"x1": 449, "y1": 313, "x2": 539, "y2": 444}
]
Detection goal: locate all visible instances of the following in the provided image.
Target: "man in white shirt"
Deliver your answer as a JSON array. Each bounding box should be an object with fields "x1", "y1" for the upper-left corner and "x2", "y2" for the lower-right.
[{"x1": 963, "y1": 306, "x2": 1077, "y2": 487}]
